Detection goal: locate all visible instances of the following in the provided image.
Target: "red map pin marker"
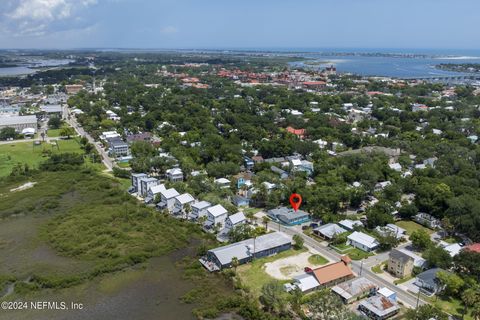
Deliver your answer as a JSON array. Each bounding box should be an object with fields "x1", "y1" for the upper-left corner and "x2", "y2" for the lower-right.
[{"x1": 289, "y1": 193, "x2": 302, "y2": 212}]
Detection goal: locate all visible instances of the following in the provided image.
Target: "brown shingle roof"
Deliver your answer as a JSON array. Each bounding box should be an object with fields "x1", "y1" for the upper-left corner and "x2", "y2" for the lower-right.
[{"x1": 312, "y1": 261, "x2": 354, "y2": 285}]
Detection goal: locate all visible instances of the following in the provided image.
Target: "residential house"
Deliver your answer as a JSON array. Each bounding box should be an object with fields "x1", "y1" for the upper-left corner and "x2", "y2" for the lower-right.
[
  {"x1": 144, "y1": 184, "x2": 166, "y2": 203},
  {"x1": 131, "y1": 173, "x2": 148, "y2": 193},
  {"x1": 332, "y1": 277, "x2": 377, "y2": 304},
  {"x1": 107, "y1": 137, "x2": 129, "y2": 157},
  {"x1": 374, "y1": 181, "x2": 392, "y2": 192},
  {"x1": 267, "y1": 207, "x2": 310, "y2": 226},
  {"x1": 200, "y1": 232, "x2": 292, "y2": 271},
  {"x1": 204, "y1": 204, "x2": 229, "y2": 231},
  {"x1": 233, "y1": 172, "x2": 253, "y2": 189},
  {"x1": 232, "y1": 195, "x2": 250, "y2": 207},
  {"x1": 172, "y1": 193, "x2": 196, "y2": 217},
  {"x1": 286, "y1": 273, "x2": 320, "y2": 293},
  {"x1": 139, "y1": 177, "x2": 160, "y2": 198},
  {"x1": 156, "y1": 188, "x2": 180, "y2": 212},
  {"x1": 347, "y1": 232, "x2": 379, "y2": 252},
  {"x1": 388, "y1": 249, "x2": 414, "y2": 278},
  {"x1": 414, "y1": 268, "x2": 446, "y2": 295},
  {"x1": 313, "y1": 223, "x2": 347, "y2": 240},
  {"x1": 358, "y1": 295, "x2": 400, "y2": 320},
  {"x1": 375, "y1": 224, "x2": 406, "y2": 240},
  {"x1": 243, "y1": 156, "x2": 254, "y2": 170},
  {"x1": 189, "y1": 201, "x2": 212, "y2": 221},
  {"x1": 271, "y1": 166, "x2": 289, "y2": 179},
  {"x1": 166, "y1": 168, "x2": 184, "y2": 182},
  {"x1": 414, "y1": 213, "x2": 441, "y2": 229},
  {"x1": 290, "y1": 159, "x2": 314, "y2": 176},
  {"x1": 338, "y1": 219, "x2": 363, "y2": 231},
  {"x1": 397, "y1": 248, "x2": 427, "y2": 269},
  {"x1": 224, "y1": 212, "x2": 246, "y2": 232},
  {"x1": 214, "y1": 178, "x2": 231, "y2": 189},
  {"x1": 311, "y1": 256, "x2": 354, "y2": 288}
]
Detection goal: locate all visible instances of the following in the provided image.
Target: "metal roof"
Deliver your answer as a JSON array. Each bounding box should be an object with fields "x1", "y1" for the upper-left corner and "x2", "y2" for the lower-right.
[
  {"x1": 208, "y1": 232, "x2": 291, "y2": 266},
  {"x1": 0, "y1": 115, "x2": 37, "y2": 126}
]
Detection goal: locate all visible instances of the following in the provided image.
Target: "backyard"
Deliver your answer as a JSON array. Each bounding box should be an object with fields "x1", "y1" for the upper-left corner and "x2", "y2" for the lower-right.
[{"x1": 395, "y1": 220, "x2": 434, "y2": 235}]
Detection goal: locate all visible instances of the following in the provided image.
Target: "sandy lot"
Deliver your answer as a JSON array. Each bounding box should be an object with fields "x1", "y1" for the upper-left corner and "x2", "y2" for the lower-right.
[{"x1": 264, "y1": 249, "x2": 333, "y2": 280}]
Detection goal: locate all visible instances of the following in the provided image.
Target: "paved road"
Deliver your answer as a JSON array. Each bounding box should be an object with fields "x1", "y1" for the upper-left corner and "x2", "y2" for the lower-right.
[
  {"x1": 63, "y1": 105, "x2": 114, "y2": 171},
  {"x1": 266, "y1": 220, "x2": 425, "y2": 308}
]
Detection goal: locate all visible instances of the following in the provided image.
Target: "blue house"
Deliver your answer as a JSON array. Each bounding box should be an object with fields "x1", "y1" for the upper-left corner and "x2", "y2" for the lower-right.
[
  {"x1": 267, "y1": 207, "x2": 310, "y2": 226},
  {"x1": 232, "y1": 195, "x2": 250, "y2": 207}
]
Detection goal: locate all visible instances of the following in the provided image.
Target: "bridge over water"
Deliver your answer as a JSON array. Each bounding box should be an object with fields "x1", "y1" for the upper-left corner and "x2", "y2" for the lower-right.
[{"x1": 399, "y1": 74, "x2": 480, "y2": 84}]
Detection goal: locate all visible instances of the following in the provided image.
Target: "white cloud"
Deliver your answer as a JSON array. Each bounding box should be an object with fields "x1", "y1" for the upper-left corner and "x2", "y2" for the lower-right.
[
  {"x1": 2, "y1": 0, "x2": 98, "y2": 36},
  {"x1": 160, "y1": 26, "x2": 178, "y2": 35}
]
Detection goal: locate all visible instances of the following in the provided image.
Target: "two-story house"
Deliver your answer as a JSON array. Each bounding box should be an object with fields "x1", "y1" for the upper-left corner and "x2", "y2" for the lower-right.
[
  {"x1": 172, "y1": 193, "x2": 196, "y2": 217},
  {"x1": 204, "y1": 204, "x2": 228, "y2": 232},
  {"x1": 189, "y1": 201, "x2": 212, "y2": 220},
  {"x1": 145, "y1": 184, "x2": 166, "y2": 203},
  {"x1": 139, "y1": 177, "x2": 160, "y2": 198},
  {"x1": 166, "y1": 168, "x2": 184, "y2": 182},
  {"x1": 131, "y1": 173, "x2": 148, "y2": 193},
  {"x1": 156, "y1": 188, "x2": 180, "y2": 212}
]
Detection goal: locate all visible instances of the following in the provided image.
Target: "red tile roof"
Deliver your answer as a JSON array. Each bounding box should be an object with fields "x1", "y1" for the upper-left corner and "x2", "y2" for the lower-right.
[
  {"x1": 286, "y1": 126, "x2": 306, "y2": 136},
  {"x1": 465, "y1": 243, "x2": 480, "y2": 253}
]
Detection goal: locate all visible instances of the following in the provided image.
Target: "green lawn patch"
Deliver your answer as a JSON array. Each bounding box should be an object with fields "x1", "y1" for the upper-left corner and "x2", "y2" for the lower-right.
[
  {"x1": 46, "y1": 129, "x2": 62, "y2": 138},
  {"x1": 331, "y1": 243, "x2": 353, "y2": 252},
  {"x1": 308, "y1": 254, "x2": 328, "y2": 265},
  {"x1": 393, "y1": 275, "x2": 414, "y2": 285},
  {"x1": 395, "y1": 221, "x2": 433, "y2": 235},
  {"x1": 372, "y1": 261, "x2": 386, "y2": 274},
  {"x1": 117, "y1": 161, "x2": 131, "y2": 168},
  {"x1": 236, "y1": 248, "x2": 305, "y2": 297},
  {"x1": 346, "y1": 248, "x2": 373, "y2": 260},
  {"x1": 0, "y1": 139, "x2": 84, "y2": 177},
  {"x1": 427, "y1": 295, "x2": 471, "y2": 320}
]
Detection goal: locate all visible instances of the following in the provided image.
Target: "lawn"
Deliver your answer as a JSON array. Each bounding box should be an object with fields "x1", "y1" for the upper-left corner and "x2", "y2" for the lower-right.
[
  {"x1": 395, "y1": 220, "x2": 434, "y2": 235},
  {"x1": 427, "y1": 295, "x2": 471, "y2": 320},
  {"x1": 372, "y1": 261, "x2": 386, "y2": 274},
  {"x1": 308, "y1": 254, "x2": 328, "y2": 265},
  {"x1": 330, "y1": 244, "x2": 372, "y2": 260},
  {"x1": 393, "y1": 275, "x2": 414, "y2": 285},
  {"x1": 236, "y1": 248, "x2": 305, "y2": 297},
  {"x1": 0, "y1": 139, "x2": 84, "y2": 177},
  {"x1": 46, "y1": 128, "x2": 62, "y2": 138},
  {"x1": 243, "y1": 207, "x2": 261, "y2": 216}
]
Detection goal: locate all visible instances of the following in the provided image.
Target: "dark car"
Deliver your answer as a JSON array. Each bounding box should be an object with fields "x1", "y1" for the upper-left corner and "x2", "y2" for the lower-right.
[{"x1": 309, "y1": 223, "x2": 319, "y2": 229}]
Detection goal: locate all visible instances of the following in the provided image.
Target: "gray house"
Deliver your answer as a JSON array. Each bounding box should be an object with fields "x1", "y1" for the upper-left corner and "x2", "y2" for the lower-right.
[{"x1": 200, "y1": 232, "x2": 292, "y2": 271}]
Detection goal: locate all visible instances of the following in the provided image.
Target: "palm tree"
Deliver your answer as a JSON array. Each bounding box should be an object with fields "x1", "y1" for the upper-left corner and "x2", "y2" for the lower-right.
[
  {"x1": 463, "y1": 288, "x2": 480, "y2": 319},
  {"x1": 262, "y1": 216, "x2": 269, "y2": 230},
  {"x1": 183, "y1": 203, "x2": 192, "y2": 221},
  {"x1": 471, "y1": 303, "x2": 480, "y2": 320},
  {"x1": 231, "y1": 256, "x2": 239, "y2": 273},
  {"x1": 245, "y1": 211, "x2": 254, "y2": 224}
]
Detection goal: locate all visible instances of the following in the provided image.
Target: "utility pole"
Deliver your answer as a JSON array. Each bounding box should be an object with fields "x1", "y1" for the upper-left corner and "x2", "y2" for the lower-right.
[{"x1": 359, "y1": 260, "x2": 364, "y2": 276}]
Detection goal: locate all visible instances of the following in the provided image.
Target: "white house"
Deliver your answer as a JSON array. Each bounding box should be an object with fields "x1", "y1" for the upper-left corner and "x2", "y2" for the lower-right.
[
  {"x1": 338, "y1": 219, "x2": 363, "y2": 231},
  {"x1": 347, "y1": 231, "x2": 379, "y2": 252},
  {"x1": 139, "y1": 177, "x2": 160, "y2": 197},
  {"x1": 172, "y1": 193, "x2": 196, "y2": 216},
  {"x1": 389, "y1": 163, "x2": 402, "y2": 172},
  {"x1": 166, "y1": 168, "x2": 184, "y2": 182},
  {"x1": 145, "y1": 184, "x2": 166, "y2": 203},
  {"x1": 224, "y1": 212, "x2": 246, "y2": 231},
  {"x1": 214, "y1": 178, "x2": 231, "y2": 188},
  {"x1": 190, "y1": 201, "x2": 212, "y2": 220},
  {"x1": 156, "y1": 188, "x2": 180, "y2": 212},
  {"x1": 131, "y1": 173, "x2": 148, "y2": 193},
  {"x1": 204, "y1": 204, "x2": 228, "y2": 231}
]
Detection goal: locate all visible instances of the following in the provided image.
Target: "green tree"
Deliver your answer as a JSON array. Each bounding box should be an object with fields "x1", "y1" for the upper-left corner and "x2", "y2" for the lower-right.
[
  {"x1": 260, "y1": 280, "x2": 287, "y2": 315},
  {"x1": 60, "y1": 126, "x2": 75, "y2": 139},
  {"x1": 0, "y1": 127, "x2": 17, "y2": 140},
  {"x1": 293, "y1": 234, "x2": 304, "y2": 250},
  {"x1": 436, "y1": 271, "x2": 464, "y2": 297},
  {"x1": 410, "y1": 229, "x2": 432, "y2": 250},
  {"x1": 404, "y1": 304, "x2": 448, "y2": 320},
  {"x1": 423, "y1": 246, "x2": 452, "y2": 269},
  {"x1": 48, "y1": 117, "x2": 62, "y2": 129},
  {"x1": 231, "y1": 256, "x2": 239, "y2": 273}
]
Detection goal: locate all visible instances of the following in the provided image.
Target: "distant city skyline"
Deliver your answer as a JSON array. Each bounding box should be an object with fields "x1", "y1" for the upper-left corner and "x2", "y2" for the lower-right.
[{"x1": 0, "y1": 0, "x2": 479, "y2": 50}]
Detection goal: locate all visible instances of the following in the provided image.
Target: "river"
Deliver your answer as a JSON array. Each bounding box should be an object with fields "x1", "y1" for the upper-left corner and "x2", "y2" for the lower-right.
[{"x1": 0, "y1": 58, "x2": 73, "y2": 77}]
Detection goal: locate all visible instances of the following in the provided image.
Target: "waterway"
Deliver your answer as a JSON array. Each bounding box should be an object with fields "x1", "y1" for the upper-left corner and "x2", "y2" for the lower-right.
[{"x1": 0, "y1": 59, "x2": 73, "y2": 77}]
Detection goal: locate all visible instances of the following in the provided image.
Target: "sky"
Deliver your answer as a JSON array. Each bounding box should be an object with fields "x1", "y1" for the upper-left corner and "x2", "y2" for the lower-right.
[{"x1": 0, "y1": 0, "x2": 479, "y2": 50}]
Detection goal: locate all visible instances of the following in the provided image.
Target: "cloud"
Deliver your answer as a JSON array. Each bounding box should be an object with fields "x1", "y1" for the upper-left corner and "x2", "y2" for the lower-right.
[
  {"x1": 1, "y1": 0, "x2": 98, "y2": 36},
  {"x1": 160, "y1": 26, "x2": 178, "y2": 35}
]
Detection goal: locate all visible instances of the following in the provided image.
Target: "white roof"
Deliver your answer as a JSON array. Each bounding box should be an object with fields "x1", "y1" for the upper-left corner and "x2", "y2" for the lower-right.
[
  {"x1": 389, "y1": 163, "x2": 402, "y2": 171},
  {"x1": 214, "y1": 178, "x2": 230, "y2": 184},
  {"x1": 0, "y1": 115, "x2": 37, "y2": 126},
  {"x1": 227, "y1": 212, "x2": 246, "y2": 225},
  {"x1": 293, "y1": 273, "x2": 320, "y2": 292},
  {"x1": 291, "y1": 159, "x2": 302, "y2": 166},
  {"x1": 397, "y1": 248, "x2": 426, "y2": 268},
  {"x1": 21, "y1": 127, "x2": 36, "y2": 134},
  {"x1": 338, "y1": 219, "x2": 363, "y2": 230},
  {"x1": 167, "y1": 168, "x2": 183, "y2": 175},
  {"x1": 207, "y1": 204, "x2": 228, "y2": 217},
  {"x1": 175, "y1": 193, "x2": 195, "y2": 204},
  {"x1": 348, "y1": 232, "x2": 379, "y2": 249},
  {"x1": 440, "y1": 242, "x2": 462, "y2": 257},
  {"x1": 314, "y1": 223, "x2": 347, "y2": 238},
  {"x1": 378, "y1": 287, "x2": 395, "y2": 298},
  {"x1": 149, "y1": 184, "x2": 166, "y2": 195},
  {"x1": 160, "y1": 188, "x2": 180, "y2": 199},
  {"x1": 192, "y1": 201, "x2": 211, "y2": 210}
]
